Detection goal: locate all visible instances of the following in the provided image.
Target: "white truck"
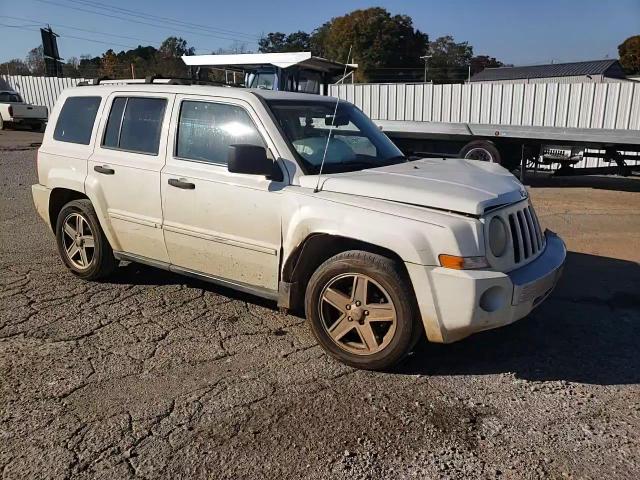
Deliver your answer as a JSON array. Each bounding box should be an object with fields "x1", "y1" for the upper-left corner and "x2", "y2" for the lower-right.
[
  {"x1": 0, "y1": 89, "x2": 48, "y2": 131},
  {"x1": 31, "y1": 79, "x2": 566, "y2": 370}
]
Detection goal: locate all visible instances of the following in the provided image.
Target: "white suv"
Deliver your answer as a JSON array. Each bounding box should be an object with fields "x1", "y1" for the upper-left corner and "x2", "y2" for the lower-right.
[{"x1": 31, "y1": 82, "x2": 566, "y2": 370}]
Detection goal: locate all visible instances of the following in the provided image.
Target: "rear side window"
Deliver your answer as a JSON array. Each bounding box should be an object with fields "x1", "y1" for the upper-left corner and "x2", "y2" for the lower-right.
[
  {"x1": 53, "y1": 96, "x2": 101, "y2": 145},
  {"x1": 176, "y1": 100, "x2": 264, "y2": 164},
  {"x1": 103, "y1": 97, "x2": 167, "y2": 155}
]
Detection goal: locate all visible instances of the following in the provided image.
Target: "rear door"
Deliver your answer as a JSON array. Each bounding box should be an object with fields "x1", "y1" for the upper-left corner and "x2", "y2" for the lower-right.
[
  {"x1": 87, "y1": 92, "x2": 174, "y2": 262},
  {"x1": 160, "y1": 94, "x2": 285, "y2": 292}
]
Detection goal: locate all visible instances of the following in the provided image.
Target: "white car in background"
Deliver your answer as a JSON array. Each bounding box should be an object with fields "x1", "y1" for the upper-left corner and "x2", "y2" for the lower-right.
[
  {"x1": 31, "y1": 82, "x2": 566, "y2": 370},
  {"x1": 0, "y1": 89, "x2": 48, "y2": 131}
]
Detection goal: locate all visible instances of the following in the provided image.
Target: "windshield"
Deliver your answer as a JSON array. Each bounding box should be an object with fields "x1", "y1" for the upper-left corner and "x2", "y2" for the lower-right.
[{"x1": 266, "y1": 100, "x2": 406, "y2": 174}]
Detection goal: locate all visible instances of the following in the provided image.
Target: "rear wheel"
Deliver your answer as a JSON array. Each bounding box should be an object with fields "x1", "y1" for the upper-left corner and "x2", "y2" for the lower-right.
[
  {"x1": 55, "y1": 199, "x2": 116, "y2": 280},
  {"x1": 459, "y1": 140, "x2": 501, "y2": 164},
  {"x1": 305, "y1": 250, "x2": 422, "y2": 370}
]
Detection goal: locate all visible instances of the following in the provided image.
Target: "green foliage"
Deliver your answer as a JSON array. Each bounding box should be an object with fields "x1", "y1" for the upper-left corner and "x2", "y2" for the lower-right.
[
  {"x1": 427, "y1": 36, "x2": 473, "y2": 84},
  {"x1": 470, "y1": 55, "x2": 504, "y2": 76},
  {"x1": 257, "y1": 8, "x2": 503, "y2": 83},
  {"x1": 618, "y1": 35, "x2": 640, "y2": 74},
  {"x1": 259, "y1": 31, "x2": 311, "y2": 53},
  {"x1": 322, "y1": 8, "x2": 429, "y2": 82},
  {"x1": 0, "y1": 58, "x2": 31, "y2": 75}
]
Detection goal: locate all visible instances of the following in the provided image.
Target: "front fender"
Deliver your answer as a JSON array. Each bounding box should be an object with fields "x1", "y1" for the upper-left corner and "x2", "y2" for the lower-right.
[{"x1": 282, "y1": 189, "x2": 484, "y2": 268}]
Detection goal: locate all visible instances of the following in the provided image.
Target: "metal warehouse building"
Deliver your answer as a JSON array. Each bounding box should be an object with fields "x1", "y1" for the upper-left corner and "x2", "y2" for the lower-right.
[{"x1": 469, "y1": 59, "x2": 629, "y2": 84}]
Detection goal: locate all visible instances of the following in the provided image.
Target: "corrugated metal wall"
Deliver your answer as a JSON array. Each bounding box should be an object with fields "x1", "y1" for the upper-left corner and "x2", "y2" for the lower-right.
[
  {"x1": 1, "y1": 75, "x2": 88, "y2": 111},
  {"x1": 330, "y1": 81, "x2": 640, "y2": 131}
]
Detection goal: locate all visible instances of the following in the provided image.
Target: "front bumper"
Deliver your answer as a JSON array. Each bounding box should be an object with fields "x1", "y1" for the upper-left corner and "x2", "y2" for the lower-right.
[{"x1": 407, "y1": 230, "x2": 566, "y2": 343}]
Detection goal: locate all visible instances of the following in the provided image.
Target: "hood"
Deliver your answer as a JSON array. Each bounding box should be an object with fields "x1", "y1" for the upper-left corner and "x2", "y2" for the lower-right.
[{"x1": 300, "y1": 158, "x2": 526, "y2": 216}]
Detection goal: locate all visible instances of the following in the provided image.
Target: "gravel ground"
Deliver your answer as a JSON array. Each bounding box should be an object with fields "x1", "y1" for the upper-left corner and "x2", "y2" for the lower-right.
[{"x1": 1, "y1": 129, "x2": 639, "y2": 479}]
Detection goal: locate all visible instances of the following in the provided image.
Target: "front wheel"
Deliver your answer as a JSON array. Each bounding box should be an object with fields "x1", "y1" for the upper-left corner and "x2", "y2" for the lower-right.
[
  {"x1": 55, "y1": 199, "x2": 116, "y2": 280},
  {"x1": 305, "y1": 250, "x2": 422, "y2": 370}
]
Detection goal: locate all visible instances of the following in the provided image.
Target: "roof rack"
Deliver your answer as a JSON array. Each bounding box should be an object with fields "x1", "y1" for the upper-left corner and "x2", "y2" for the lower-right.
[{"x1": 76, "y1": 75, "x2": 239, "y2": 88}]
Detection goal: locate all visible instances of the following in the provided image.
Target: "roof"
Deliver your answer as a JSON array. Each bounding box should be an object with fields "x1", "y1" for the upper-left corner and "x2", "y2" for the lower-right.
[
  {"x1": 182, "y1": 52, "x2": 357, "y2": 74},
  {"x1": 68, "y1": 82, "x2": 340, "y2": 103},
  {"x1": 469, "y1": 59, "x2": 625, "y2": 82}
]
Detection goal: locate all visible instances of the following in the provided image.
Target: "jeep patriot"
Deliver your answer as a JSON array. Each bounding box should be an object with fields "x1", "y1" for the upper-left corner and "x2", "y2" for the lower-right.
[{"x1": 31, "y1": 83, "x2": 566, "y2": 370}]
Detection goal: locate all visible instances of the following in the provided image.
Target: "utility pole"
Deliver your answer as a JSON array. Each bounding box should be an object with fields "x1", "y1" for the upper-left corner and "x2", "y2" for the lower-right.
[{"x1": 420, "y1": 54, "x2": 432, "y2": 83}]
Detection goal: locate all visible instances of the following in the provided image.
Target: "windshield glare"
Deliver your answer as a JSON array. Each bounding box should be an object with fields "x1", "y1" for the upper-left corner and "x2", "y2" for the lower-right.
[{"x1": 266, "y1": 100, "x2": 405, "y2": 174}]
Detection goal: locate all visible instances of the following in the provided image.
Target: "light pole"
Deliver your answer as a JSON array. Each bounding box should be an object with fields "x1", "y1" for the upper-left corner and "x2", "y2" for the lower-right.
[{"x1": 420, "y1": 54, "x2": 432, "y2": 83}]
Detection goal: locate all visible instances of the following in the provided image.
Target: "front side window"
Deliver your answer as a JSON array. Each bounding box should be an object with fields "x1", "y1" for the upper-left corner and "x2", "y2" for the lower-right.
[
  {"x1": 267, "y1": 100, "x2": 406, "y2": 174},
  {"x1": 53, "y1": 96, "x2": 101, "y2": 145},
  {"x1": 176, "y1": 101, "x2": 264, "y2": 165},
  {"x1": 103, "y1": 97, "x2": 166, "y2": 155}
]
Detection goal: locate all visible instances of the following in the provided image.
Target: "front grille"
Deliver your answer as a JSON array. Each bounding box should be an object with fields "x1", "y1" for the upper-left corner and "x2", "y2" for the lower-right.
[{"x1": 507, "y1": 205, "x2": 545, "y2": 264}]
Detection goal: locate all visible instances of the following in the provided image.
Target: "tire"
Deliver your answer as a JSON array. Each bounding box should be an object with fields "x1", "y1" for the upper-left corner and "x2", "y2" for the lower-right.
[
  {"x1": 31, "y1": 121, "x2": 45, "y2": 132},
  {"x1": 459, "y1": 140, "x2": 501, "y2": 164},
  {"x1": 55, "y1": 199, "x2": 116, "y2": 280},
  {"x1": 305, "y1": 250, "x2": 422, "y2": 371},
  {"x1": 0, "y1": 114, "x2": 4, "y2": 130}
]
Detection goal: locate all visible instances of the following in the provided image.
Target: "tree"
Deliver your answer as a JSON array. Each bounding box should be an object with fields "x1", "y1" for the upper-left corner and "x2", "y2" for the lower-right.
[
  {"x1": 99, "y1": 49, "x2": 119, "y2": 77},
  {"x1": 157, "y1": 36, "x2": 195, "y2": 78},
  {"x1": 159, "y1": 36, "x2": 195, "y2": 58},
  {"x1": 258, "y1": 31, "x2": 311, "y2": 53},
  {"x1": 314, "y1": 8, "x2": 428, "y2": 82},
  {"x1": 0, "y1": 59, "x2": 31, "y2": 75},
  {"x1": 470, "y1": 55, "x2": 504, "y2": 76},
  {"x1": 618, "y1": 35, "x2": 640, "y2": 74},
  {"x1": 26, "y1": 45, "x2": 45, "y2": 75},
  {"x1": 427, "y1": 36, "x2": 473, "y2": 84},
  {"x1": 62, "y1": 57, "x2": 80, "y2": 77}
]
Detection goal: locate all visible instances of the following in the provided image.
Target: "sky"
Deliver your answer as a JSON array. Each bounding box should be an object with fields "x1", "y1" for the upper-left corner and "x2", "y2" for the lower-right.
[{"x1": 0, "y1": 0, "x2": 638, "y2": 66}]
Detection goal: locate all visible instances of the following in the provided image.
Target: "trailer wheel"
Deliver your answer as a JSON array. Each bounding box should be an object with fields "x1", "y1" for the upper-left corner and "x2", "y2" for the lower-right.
[{"x1": 459, "y1": 140, "x2": 501, "y2": 164}]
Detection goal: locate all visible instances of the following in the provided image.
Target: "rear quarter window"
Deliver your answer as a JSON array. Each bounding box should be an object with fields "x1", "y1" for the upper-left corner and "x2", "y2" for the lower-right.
[{"x1": 53, "y1": 96, "x2": 101, "y2": 145}]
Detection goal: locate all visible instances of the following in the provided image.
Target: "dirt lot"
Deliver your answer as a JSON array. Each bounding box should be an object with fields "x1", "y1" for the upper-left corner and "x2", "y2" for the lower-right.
[{"x1": 1, "y1": 129, "x2": 639, "y2": 479}]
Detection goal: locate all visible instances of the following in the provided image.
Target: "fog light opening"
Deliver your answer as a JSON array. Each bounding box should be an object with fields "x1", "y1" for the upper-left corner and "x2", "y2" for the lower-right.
[{"x1": 479, "y1": 286, "x2": 506, "y2": 313}]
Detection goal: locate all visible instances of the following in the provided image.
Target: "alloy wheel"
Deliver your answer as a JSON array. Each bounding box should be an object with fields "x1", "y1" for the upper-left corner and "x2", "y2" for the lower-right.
[
  {"x1": 319, "y1": 273, "x2": 397, "y2": 355},
  {"x1": 61, "y1": 212, "x2": 95, "y2": 270}
]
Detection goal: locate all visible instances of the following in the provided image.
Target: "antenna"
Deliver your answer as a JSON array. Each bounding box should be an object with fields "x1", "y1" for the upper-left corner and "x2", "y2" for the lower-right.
[{"x1": 314, "y1": 45, "x2": 352, "y2": 193}]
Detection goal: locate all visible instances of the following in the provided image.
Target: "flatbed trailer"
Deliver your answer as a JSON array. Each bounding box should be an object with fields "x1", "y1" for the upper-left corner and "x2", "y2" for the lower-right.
[{"x1": 329, "y1": 81, "x2": 640, "y2": 177}]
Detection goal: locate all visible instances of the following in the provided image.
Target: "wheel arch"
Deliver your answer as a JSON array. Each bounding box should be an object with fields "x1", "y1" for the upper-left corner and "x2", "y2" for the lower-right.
[
  {"x1": 280, "y1": 232, "x2": 411, "y2": 313},
  {"x1": 48, "y1": 188, "x2": 89, "y2": 232}
]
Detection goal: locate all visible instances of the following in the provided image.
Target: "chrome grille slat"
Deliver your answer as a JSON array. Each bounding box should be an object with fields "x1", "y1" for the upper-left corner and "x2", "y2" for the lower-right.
[
  {"x1": 500, "y1": 202, "x2": 544, "y2": 266},
  {"x1": 509, "y1": 213, "x2": 524, "y2": 263},
  {"x1": 517, "y1": 210, "x2": 532, "y2": 258},
  {"x1": 524, "y1": 208, "x2": 539, "y2": 253},
  {"x1": 530, "y1": 207, "x2": 545, "y2": 249}
]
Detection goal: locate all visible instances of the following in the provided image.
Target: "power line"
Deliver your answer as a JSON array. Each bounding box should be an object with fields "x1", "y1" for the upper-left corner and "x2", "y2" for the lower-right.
[
  {"x1": 1, "y1": 15, "x2": 165, "y2": 45},
  {"x1": 0, "y1": 23, "x2": 138, "y2": 49},
  {"x1": 62, "y1": 0, "x2": 257, "y2": 40},
  {"x1": 31, "y1": 0, "x2": 258, "y2": 44}
]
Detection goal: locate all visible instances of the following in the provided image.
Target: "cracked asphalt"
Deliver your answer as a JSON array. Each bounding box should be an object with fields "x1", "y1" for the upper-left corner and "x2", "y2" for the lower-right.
[{"x1": 1, "y1": 129, "x2": 639, "y2": 479}]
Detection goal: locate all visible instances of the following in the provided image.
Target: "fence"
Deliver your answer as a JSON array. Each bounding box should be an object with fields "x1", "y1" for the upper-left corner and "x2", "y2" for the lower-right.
[
  {"x1": 329, "y1": 81, "x2": 640, "y2": 131},
  {"x1": 1, "y1": 75, "x2": 88, "y2": 111}
]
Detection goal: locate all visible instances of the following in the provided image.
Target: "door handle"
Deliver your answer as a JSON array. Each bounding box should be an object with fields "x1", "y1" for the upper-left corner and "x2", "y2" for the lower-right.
[
  {"x1": 94, "y1": 165, "x2": 115, "y2": 175},
  {"x1": 168, "y1": 178, "x2": 195, "y2": 190}
]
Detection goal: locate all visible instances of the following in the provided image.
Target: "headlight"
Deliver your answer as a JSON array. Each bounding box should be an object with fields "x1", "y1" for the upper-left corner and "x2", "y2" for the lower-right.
[{"x1": 488, "y1": 217, "x2": 508, "y2": 257}]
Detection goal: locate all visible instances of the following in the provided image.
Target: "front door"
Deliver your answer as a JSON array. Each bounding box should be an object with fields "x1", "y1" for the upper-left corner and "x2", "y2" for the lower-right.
[
  {"x1": 161, "y1": 95, "x2": 285, "y2": 292},
  {"x1": 87, "y1": 92, "x2": 174, "y2": 262}
]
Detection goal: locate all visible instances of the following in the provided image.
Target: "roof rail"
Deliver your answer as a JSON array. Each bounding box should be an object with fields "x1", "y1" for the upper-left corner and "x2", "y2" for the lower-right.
[
  {"x1": 76, "y1": 76, "x2": 111, "y2": 86},
  {"x1": 76, "y1": 76, "x2": 241, "y2": 88}
]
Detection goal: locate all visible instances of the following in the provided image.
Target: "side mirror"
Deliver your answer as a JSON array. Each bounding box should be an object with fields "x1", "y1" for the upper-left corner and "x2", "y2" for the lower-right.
[{"x1": 228, "y1": 145, "x2": 276, "y2": 177}]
